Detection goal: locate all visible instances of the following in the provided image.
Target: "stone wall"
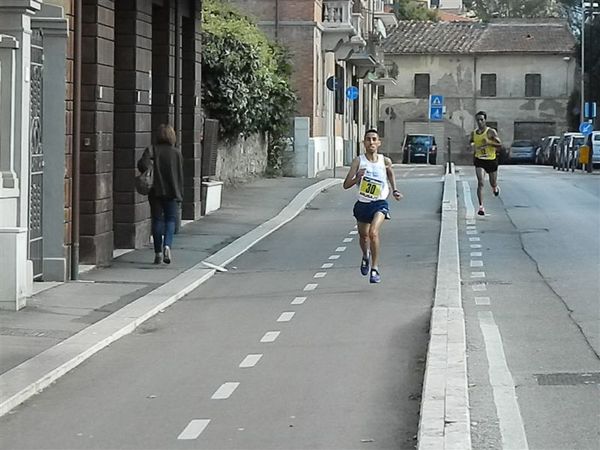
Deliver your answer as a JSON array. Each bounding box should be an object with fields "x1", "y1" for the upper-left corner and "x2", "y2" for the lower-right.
[{"x1": 215, "y1": 134, "x2": 268, "y2": 185}]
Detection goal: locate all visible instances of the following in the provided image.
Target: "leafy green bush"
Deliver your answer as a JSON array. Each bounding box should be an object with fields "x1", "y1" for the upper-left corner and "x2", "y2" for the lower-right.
[{"x1": 202, "y1": 1, "x2": 297, "y2": 174}]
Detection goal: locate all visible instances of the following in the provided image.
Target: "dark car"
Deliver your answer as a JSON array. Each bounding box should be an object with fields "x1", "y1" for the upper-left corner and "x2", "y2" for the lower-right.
[
  {"x1": 509, "y1": 140, "x2": 536, "y2": 163},
  {"x1": 402, "y1": 134, "x2": 437, "y2": 164},
  {"x1": 535, "y1": 135, "x2": 559, "y2": 165}
]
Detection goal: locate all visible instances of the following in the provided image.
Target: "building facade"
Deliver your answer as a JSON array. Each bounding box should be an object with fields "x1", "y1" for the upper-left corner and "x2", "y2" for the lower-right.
[
  {"x1": 0, "y1": 0, "x2": 203, "y2": 310},
  {"x1": 379, "y1": 19, "x2": 576, "y2": 163},
  {"x1": 226, "y1": 0, "x2": 396, "y2": 175}
]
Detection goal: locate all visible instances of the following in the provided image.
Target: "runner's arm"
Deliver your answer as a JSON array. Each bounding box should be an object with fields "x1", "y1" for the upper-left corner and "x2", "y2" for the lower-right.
[
  {"x1": 343, "y1": 157, "x2": 363, "y2": 189},
  {"x1": 486, "y1": 128, "x2": 502, "y2": 148},
  {"x1": 385, "y1": 157, "x2": 403, "y2": 200}
]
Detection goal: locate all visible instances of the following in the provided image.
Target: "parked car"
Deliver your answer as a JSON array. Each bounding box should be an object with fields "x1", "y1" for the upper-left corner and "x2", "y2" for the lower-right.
[
  {"x1": 535, "y1": 135, "x2": 559, "y2": 165},
  {"x1": 554, "y1": 132, "x2": 585, "y2": 171},
  {"x1": 509, "y1": 140, "x2": 536, "y2": 163},
  {"x1": 402, "y1": 134, "x2": 437, "y2": 164},
  {"x1": 583, "y1": 131, "x2": 600, "y2": 167}
]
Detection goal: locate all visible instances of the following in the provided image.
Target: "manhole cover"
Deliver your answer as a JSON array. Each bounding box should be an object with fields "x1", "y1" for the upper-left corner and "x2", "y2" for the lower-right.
[{"x1": 535, "y1": 372, "x2": 600, "y2": 386}]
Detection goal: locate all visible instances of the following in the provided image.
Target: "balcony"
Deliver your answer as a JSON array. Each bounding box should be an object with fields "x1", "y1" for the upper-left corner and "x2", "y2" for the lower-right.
[
  {"x1": 373, "y1": 0, "x2": 398, "y2": 28},
  {"x1": 345, "y1": 33, "x2": 384, "y2": 78},
  {"x1": 322, "y1": 0, "x2": 357, "y2": 52}
]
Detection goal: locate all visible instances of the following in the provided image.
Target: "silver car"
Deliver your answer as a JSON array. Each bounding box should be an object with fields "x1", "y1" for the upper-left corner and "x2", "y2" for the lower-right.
[{"x1": 509, "y1": 140, "x2": 536, "y2": 164}]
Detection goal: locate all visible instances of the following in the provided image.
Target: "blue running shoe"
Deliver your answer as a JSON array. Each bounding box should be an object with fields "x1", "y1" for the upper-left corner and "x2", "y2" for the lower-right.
[
  {"x1": 360, "y1": 255, "x2": 370, "y2": 276},
  {"x1": 370, "y1": 269, "x2": 381, "y2": 284}
]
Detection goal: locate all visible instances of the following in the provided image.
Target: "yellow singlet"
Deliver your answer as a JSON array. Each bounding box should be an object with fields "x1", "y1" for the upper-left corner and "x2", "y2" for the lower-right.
[{"x1": 472, "y1": 127, "x2": 497, "y2": 160}]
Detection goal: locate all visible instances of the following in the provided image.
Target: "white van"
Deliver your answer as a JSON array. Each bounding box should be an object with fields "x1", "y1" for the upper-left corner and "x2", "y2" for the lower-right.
[{"x1": 584, "y1": 131, "x2": 600, "y2": 166}]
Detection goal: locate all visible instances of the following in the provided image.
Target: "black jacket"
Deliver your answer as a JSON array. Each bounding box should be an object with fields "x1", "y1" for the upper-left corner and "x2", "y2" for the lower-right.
[{"x1": 137, "y1": 144, "x2": 184, "y2": 201}]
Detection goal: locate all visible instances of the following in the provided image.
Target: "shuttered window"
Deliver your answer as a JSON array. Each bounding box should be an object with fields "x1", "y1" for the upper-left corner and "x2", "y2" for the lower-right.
[
  {"x1": 414, "y1": 73, "x2": 430, "y2": 98},
  {"x1": 525, "y1": 74, "x2": 541, "y2": 97},
  {"x1": 481, "y1": 74, "x2": 497, "y2": 97}
]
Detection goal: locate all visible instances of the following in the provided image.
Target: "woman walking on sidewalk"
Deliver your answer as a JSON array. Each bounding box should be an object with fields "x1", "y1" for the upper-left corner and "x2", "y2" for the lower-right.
[{"x1": 137, "y1": 124, "x2": 184, "y2": 264}]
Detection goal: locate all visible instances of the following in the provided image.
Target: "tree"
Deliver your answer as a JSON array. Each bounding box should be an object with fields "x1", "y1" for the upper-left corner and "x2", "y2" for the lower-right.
[
  {"x1": 393, "y1": 0, "x2": 439, "y2": 21},
  {"x1": 202, "y1": 0, "x2": 297, "y2": 173},
  {"x1": 464, "y1": 0, "x2": 562, "y2": 20}
]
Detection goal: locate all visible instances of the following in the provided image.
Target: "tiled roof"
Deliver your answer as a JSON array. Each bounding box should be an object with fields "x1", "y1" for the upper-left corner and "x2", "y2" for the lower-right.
[
  {"x1": 383, "y1": 20, "x2": 575, "y2": 55},
  {"x1": 382, "y1": 21, "x2": 485, "y2": 54},
  {"x1": 472, "y1": 21, "x2": 575, "y2": 53}
]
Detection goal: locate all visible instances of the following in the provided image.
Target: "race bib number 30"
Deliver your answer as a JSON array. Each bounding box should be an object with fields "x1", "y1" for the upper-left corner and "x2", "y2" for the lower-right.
[{"x1": 359, "y1": 176, "x2": 383, "y2": 200}]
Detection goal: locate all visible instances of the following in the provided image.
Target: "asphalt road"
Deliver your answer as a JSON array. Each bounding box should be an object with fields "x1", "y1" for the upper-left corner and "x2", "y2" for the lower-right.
[
  {"x1": 459, "y1": 164, "x2": 600, "y2": 450},
  {"x1": 0, "y1": 166, "x2": 444, "y2": 450}
]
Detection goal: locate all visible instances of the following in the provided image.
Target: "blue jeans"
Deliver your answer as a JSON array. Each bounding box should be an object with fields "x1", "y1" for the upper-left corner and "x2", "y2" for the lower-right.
[{"x1": 149, "y1": 196, "x2": 178, "y2": 254}]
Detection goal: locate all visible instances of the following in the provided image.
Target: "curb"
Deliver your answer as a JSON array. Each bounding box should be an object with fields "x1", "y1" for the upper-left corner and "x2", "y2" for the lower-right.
[
  {"x1": 0, "y1": 178, "x2": 342, "y2": 418},
  {"x1": 417, "y1": 165, "x2": 471, "y2": 449}
]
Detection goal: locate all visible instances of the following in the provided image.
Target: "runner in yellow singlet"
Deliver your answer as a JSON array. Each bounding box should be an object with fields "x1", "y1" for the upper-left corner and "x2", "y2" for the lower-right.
[{"x1": 470, "y1": 111, "x2": 503, "y2": 216}]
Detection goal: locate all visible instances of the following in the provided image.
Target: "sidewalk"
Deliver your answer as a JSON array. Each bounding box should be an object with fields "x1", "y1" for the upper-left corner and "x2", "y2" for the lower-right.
[{"x1": 0, "y1": 174, "x2": 341, "y2": 416}]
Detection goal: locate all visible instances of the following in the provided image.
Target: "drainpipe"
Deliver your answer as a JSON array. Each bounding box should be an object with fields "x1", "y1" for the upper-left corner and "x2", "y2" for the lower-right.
[
  {"x1": 175, "y1": 0, "x2": 181, "y2": 142},
  {"x1": 275, "y1": 0, "x2": 279, "y2": 41},
  {"x1": 71, "y1": 0, "x2": 82, "y2": 280}
]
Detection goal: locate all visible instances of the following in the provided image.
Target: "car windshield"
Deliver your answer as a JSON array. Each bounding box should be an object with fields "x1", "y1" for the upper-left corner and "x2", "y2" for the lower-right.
[
  {"x1": 406, "y1": 136, "x2": 433, "y2": 146},
  {"x1": 573, "y1": 138, "x2": 585, "y2": 147},
  {"x1": 594, "y1": 135, "x2": 600, "y2": 142},
  {"x1": 512, "y1": 141, "x2": 533, "y2": 147}
]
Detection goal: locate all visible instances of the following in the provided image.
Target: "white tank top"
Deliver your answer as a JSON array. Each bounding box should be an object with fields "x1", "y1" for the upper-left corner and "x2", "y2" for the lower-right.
[{"x1": 356, "y1": 154, "x2": 389, "y2": 202}]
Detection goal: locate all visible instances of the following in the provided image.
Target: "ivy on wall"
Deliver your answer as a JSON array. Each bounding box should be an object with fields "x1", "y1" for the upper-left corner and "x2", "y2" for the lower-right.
[{"x1": 201, "y1": 1, "x2": 297, "y2": 174}]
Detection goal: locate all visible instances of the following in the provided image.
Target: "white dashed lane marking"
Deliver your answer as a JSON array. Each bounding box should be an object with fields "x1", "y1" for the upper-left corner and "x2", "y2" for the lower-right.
[
  {"x1": 328, "y1": 255, "x2": 340, "y2": 260},
  {"x1": 277, "y1": 312, "x2": 295, "y2": 322},
  {"x1": 343, "y1": 238, "x2": 353, "y2": 243},
  {"x1": 475, "y1": 297, "x2": 491, "y2": 305},
  {"x1": 291, "y1": 296, "x2": 306, "y2": 305},
  {"x1": 321, "y1": 263, "x2": 333, "y2": 269},
  {"x1": 467, "y1": 230, "x2": 478, "y2": 235},
  {"x1": 472, "y1": 283, "x2": 487, "y2": 291},
  {"x1": 303, "y1": 283, "x2": 318, "y2": 291},
  {"x1": 212, "y1": 382, "x2": 239, "y2": 400},
  {"x1": 177, "y1": 419, "x2": 210, "y2": 440},
  {"x1": 335, "y1": 246, "x2": 346, "y2": 252},
  {"x1": 471, "y1": 244, "x2": 482, "y2": 249},
  {"x1": 349, "y1": 230, "x2": 358, "y2": 235},
  {"x1": 469, "y1": 237, "x2": 481, "y2": 242},
  {"x1": 470, "y1": 260, "x2": 484, "y2": 267},
  {"x1": 470, "y1": 252, "x2": 482, "y2": 257},
  {"x1": 260, "y1": 331, "x2": 280, "y2": 343},
  {"x1": 471, "y1": 272, "x2": 486, "y2": 278},
  {"x1": 239, "y1": 354, "x2": 263, "y2": 368},
  {"x1": 314, "y1": 272, "x2": 327, "y2": 278}
]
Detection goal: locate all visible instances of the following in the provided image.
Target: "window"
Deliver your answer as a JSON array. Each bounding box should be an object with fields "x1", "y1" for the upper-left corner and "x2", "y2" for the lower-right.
[
  {"x1": 481, "y1": 74, "x2": 496, "y2": 97},
  {"x1": 525, "y1": 74, "x2": 541, "y2": 97},
  {"x1": 414, "y1": 74, "x2": 430, "y2": 98}
]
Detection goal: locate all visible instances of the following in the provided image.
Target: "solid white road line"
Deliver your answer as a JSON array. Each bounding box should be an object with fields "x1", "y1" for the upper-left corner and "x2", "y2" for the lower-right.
[
  {"x1": 471, "y1": 272, "x2": 486, "y2": 278},
  {"x1": 463, "y1": 181, "x2": 475, "y2": 219},
  {"x1": 291, "y1": 296, "x2": 306, "y2": 305},
  {"x1": 321, "y1": 263, "x2": 333, "y2": 269},
  {"x1": 470, "y1": 260, "x2": 484, "y2": 267},
  {"x1": 277, "y1": 312, "x2": 295, "y2": 322},
  {"x1": 177, "y1": 419, "x2": 210, "y2": 440},
  {"x1": 212, "y1": 382, "x2": 240, "y2": 400},
  {"x1": 313, "y1": 272, "x2": 327, "y2": 278},
  {"x1": 328, "y1": 255, "x2": 340, "y2": 260},
  {"x1": 260, "y1": 331, "x2": 280, "y2": 343},
  {"x1": 335, "y1": 246, "x2": 346, "y2": 252},
  {"x1": 479, "y1": 311, "x2": 529, "y2": 450},
  {"x1": 239, "y1": 354, "x2": 262, "y2": 368},
  {"x1": 475, "y1": 297, "x2": 491, "y2": 306},
  {"x1": 303, "y1": 283, "x2": 318, "y2": 291}
]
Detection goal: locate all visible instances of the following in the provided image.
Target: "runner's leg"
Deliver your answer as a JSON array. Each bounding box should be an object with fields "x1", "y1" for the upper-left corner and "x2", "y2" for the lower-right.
[
  {"x1": 475, "y1": 166, "x2": 485, "y2": 207},
  {"x1": 357, "y1": 221, "x2": 370, "y2": 257},
  {"x1": 368, "y1": 212, "x2": 386, "y2": 269},
  {"x1": 489, "y1": 169, "x2": 498, "y2": 194}
]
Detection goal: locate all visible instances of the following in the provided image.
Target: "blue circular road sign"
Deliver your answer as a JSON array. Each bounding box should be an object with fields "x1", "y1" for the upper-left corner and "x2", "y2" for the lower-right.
[
  {"x1": 346, "y1": 86, "x2": 359, "y2": 101},
  {"x1": 579, "y1": 121, "x2": 593, "y2": 136}
]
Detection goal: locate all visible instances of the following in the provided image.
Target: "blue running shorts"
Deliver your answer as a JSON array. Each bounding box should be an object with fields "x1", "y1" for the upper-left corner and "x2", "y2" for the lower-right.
[{"x1": 353, "y1": 200, "x2": 390, "y2": 223}]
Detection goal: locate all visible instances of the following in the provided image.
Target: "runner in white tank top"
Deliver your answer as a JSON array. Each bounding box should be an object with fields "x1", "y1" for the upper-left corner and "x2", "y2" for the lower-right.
[{"x1": 343, "y1": 129, "x2": 403, "y2": 284}]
